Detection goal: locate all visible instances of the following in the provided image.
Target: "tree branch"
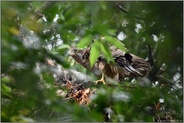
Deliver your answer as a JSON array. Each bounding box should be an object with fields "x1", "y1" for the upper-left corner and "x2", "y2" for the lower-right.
[
  {"x1": 32, "y1": 1, "x2": 57, "y2": 21},
  {"x1": 115, "y1": 2, "x2": 143, "y2": 20},
  {"x1": 115, "y1": 3, "x2": 128, "y2": 14}
]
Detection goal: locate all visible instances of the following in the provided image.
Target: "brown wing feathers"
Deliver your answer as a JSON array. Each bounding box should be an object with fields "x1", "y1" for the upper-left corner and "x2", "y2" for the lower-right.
[
  {"x1": 114, "y1": 53, "x2": 143, "y2": 76},
  {"x1": 70, "y1": 45, "x2": 150, "y2": 80}
]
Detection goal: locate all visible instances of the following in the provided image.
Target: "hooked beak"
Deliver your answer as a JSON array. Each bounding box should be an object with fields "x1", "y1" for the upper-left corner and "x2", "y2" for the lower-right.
[
  {"x1": 68, "y1": 48, "x2": 78, "y2": 57},
  {"x1": 68, "y1": 50, "x2": 75, "y2": 57}
]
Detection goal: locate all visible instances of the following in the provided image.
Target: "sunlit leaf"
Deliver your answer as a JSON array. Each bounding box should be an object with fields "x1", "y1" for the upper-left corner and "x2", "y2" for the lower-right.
[
  {"x1": 105, "y1": 35, "x2": 128, "y2": 53},
  {"x1": 59, "y1": 12, "x2": 65, "y2": 21},
  {"x1": 1, "y1": 76, "x2": 11, "y2": 83},
  {"x1": 57, "y1": 44, "x2": 71, "y2": 50},
  {"x1": 89, "y1": 40, "x2": 101, "y2": 67},
  {"x1": 9, "y1": 27, "x2": 20, "y2": 36},
  {"x1": 101, "y1": 41, "x2": 114, "y2": 63},
  {"x1": 2, "y1": 83, "x2": 12, "y2": 98},
  {"x1": 77, "y1": 34, "x2": 93, "y2": 48}
]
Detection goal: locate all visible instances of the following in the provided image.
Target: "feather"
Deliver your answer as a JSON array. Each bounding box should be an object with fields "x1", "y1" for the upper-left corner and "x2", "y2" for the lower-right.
[{"x1": 69, "y1": 45, "x2": 151, "y2": 82}]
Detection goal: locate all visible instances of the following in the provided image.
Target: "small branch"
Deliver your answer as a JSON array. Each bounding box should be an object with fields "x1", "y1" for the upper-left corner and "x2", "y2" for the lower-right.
[
  {"x1": 157, "y1": 75, "x2": 173, "y2": 86},
  {"x1": 152, "y1": 43, "x2": 158, "y2": 59},
  {"x1": 29, "y1": 105, "x2": 47, "y2": 118},
  {"x1": 33, "y1": 1, "x2": 57, "y2": 21},
  {"x1": 115, "y1": 3, "x2": 128, "y2": 14},
  {"x1": 1, "y1": 67, "x2": 14, "y2": 78},
  {"x1": 62, "y1": 5, "x2": 71, "y2": 16},
  {"x1": 43, "y1": 49, "x2": 70, "y2": 68},
  {"x1": 115, "y1": 2, "x2": 143, "y2": 20},
  {"x1": 48, "y1": 110, "x2": 54, "y2": 119},
  {"x1": 42, "y1": 58, "x2": 95, "y2": 84},
  {"x1": 145, "y1": 45, "x2": 154, "y2": 67}
]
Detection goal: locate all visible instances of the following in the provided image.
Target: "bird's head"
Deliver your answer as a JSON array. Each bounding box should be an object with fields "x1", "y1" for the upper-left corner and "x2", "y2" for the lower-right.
[
  {"x1": 68, "y1": 47, "x2": 91, "y2": 69},
  {"x1": 68, "y1": 48, "x2": 84, "y2": 61}
]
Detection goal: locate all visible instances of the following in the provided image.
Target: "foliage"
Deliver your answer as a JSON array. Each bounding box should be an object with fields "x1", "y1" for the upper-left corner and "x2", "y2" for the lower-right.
[{"x1": 1, "y1": 1, "x2": 183, "y2": 122}]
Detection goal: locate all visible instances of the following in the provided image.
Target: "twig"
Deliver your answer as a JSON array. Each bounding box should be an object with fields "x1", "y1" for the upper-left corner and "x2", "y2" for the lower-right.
[
  {"x1": 154, "y1": 102, "x2": 161, "y2": 122},
  {"x1": 62, "y1": 5, "x2": 71, "y2": 16},
  {"x1": 152, "y1": 43, "x2": 158, "y2": 59},
  {"x1": 1, "y1": 67, "x2": 14, "y2": 78},
  {"x1": 115, "y1": 3, "x2": 143, "y2": 20},
  {"x1": 48, "y1": 109, "x2": 54, "y2": 119},
  {"x1": 106, "y1": 83, "x2": 136, "y2": 89},
  {"x1": 29, "y1": 105, "x2": 47, "y2": 118},
  {"x1": 157, "y1": 75, "x2": 173, "y2": 86},
  {"x1": 33, "y1": 1, "x2": 57, "y2": 21},
  {"x1": 115, "y1": 3, "x2": 128, "y2": 14},
  {"x1": 145, "y1": 45, "x2": 154, "y2": 67}
]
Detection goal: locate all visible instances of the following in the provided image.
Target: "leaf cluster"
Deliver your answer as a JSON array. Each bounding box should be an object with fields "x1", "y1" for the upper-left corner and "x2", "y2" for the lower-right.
[{"x1": 1, "y1": 1, "x2": 183, "y2": 122}]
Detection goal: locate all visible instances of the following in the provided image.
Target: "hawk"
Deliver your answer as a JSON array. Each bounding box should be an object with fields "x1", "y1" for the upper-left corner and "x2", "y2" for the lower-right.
[{"x1": 69, "y1": 46, "x2": 151, "y2": 84}]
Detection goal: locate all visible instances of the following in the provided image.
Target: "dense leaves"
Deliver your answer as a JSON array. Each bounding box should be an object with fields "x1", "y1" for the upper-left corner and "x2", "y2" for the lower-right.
[{"x1": 1, "y1": 1, "x2": 183, "y2": 122}]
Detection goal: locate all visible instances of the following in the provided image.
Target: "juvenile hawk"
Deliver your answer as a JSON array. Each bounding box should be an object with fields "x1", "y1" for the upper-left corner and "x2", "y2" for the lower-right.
[{"x1": 69, "y1": 46, "x2": 151, "y2": 84}]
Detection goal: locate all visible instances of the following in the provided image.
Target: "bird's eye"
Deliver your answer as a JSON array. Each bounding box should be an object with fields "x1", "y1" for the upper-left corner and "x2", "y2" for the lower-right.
[{"x1": 73, "y1": 49, "x2": 78, "y2": 52}]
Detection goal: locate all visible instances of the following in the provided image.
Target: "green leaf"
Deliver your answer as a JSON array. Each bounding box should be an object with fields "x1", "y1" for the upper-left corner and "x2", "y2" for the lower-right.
[
  {"x1": 1, "y1": 76, "x2": 11, "y2": 83},
  {"x1": 77, "y1": 34, "x2": 93, "y2": 48},
  {"x1": 105, "y1": 35, "x2": 128, "y2": 53},
  {"x1": 101, "y1": 41, "x2": 114, "y2": 63},
  {"x1": 44, "y1": 3, "x2": 60, "y2": 22},
  {"x1": 90, "y1": 40, "x2": 115, "y2": 67},
  {"x1": 42, "y1": 73, "x2": 55, "y2": 84},
  {"x1": 57, "y1": 44, "x2": 71, "y2": 50},
  {"x1": 107, "y1": 29, "x2": 116, "y2": 36},
  {"x1": 59, "y1": 11, "x2": 65, "y2": 21},
  {"x1": 2, "y1": 83, "x2": 12, "y2": 98},
  {"x1": 89, "y1": 40, "x2": 101, "y2": 67},
  {"x1": 93, "y1": 23, "x2": 108, "y2": 35}
]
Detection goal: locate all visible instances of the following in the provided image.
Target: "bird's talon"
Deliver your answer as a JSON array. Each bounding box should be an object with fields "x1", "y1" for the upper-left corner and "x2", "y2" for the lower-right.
[
  {"x1": 94, "y1": 79, "x2": 106, "y2": 85},
  {"x1": 95, "y1": 74, "x2": 106, "y2": 84}
]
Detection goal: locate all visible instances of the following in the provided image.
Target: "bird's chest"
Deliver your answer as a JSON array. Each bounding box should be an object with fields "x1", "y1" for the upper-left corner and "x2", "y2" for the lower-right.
[{"x1": 96, "y1": 61, "x2": 106, "y2": 71}]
